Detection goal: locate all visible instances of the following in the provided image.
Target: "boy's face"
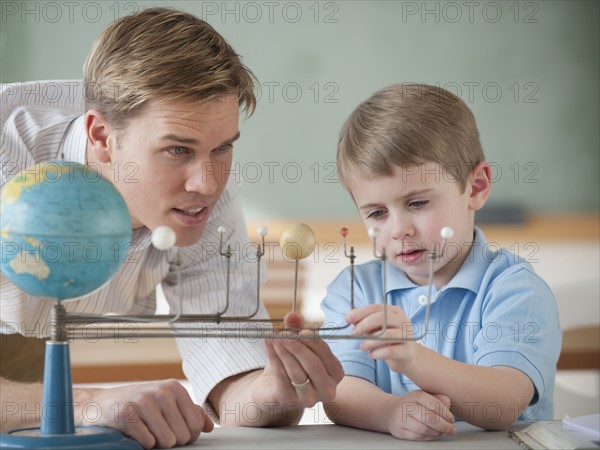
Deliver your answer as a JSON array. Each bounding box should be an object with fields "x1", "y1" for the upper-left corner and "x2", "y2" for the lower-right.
[
  {"x1": 89, "y1": 94, "x2": 240, "y2": 247},
  {"x1": 347, "y1": 162, "x2": 484, "y2": 287}
]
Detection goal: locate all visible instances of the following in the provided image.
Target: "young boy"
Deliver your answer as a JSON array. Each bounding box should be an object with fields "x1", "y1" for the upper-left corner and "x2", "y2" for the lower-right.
[{"x1": 321, "y1": 83, "x2": 561, "y2": 440}]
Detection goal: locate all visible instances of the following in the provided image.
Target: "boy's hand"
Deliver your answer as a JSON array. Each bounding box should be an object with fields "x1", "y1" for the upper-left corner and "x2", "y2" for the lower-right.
[
  {"x1": 347, "y1": 304, "x2": 419, "y2": 372},
  {"x1": 387, "y1": 390, "x2": 456, "y2": 440}
]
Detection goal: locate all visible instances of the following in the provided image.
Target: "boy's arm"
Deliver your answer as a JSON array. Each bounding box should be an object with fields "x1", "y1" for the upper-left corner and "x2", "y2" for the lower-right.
[
  {"x1": 403, "y1": 347, "x2": 534, "y2": 430},
  {"x1": 324, "y1": 375, "x2": 456, "y2": 440},
  {"x1": 358, "y1": 336, "x2": 534, "y2": 430},
  {"x1": 350, "y1": 305, "x2": 536, "y2": 430}
]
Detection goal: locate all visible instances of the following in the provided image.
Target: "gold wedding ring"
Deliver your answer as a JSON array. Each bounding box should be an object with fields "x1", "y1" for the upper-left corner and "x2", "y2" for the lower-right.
[{"x1": 290, "y1": 377, "x2": 311, "y2": 389}]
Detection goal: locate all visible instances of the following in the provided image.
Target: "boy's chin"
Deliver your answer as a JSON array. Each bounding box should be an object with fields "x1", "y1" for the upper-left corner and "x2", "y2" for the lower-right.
[{"x1": 394, "y1": 265, "x2": 431, "y2": 285}]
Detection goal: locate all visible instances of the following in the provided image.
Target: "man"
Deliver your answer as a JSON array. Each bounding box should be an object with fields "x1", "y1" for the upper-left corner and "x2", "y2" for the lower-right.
[{"x1": 0, "y1": 7, "x2": 343, "y2": 449}]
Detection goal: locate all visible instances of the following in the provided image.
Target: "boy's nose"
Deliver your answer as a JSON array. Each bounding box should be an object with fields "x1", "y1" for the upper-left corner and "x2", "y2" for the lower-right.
[{"x1": 390, "y1": 217, "x2": 415, "y2": 239}]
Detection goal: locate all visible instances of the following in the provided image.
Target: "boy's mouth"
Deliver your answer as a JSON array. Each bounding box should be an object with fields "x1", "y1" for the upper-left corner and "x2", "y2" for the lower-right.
[{"x1": 398, "y1": 248, "x2": 427, "y2": 264}]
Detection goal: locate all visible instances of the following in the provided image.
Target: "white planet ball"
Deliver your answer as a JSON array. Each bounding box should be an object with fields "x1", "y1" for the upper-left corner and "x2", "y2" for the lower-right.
[
  {"x1": 151, "y1": 226, "x2": 177, "y2": 250},
  {"x1": 368, "y1": 227, "x2": 380, "y2": 239},
  {"x1": 279, "y1": 223, "x2": 316, "y2": 260},
  {"x1": 440, "y1": 226, "x2": 454, "y2": 239}
]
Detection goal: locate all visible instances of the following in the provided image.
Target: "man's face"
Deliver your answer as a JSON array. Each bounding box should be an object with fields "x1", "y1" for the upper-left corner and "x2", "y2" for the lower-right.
[{"x1": 102, "y1": 95, "x2": 240, "y2": 246}]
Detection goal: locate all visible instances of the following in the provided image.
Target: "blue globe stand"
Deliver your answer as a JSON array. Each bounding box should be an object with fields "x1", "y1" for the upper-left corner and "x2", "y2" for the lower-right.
[
  {"x1": 1, "y1": 162, "x2": 140, "y2": 448},
  {"x1": 0, "y1": 303, "x2": 142, "y2": 449}
]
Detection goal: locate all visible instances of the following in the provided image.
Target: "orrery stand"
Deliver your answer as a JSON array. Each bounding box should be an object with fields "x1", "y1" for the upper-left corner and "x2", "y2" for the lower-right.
[
  {"x1": 0, "y1": 224, "x2": 452, "y2": 449},
  {"x1": 0, "y1": 303, "x2": 142, "y2": 449}
]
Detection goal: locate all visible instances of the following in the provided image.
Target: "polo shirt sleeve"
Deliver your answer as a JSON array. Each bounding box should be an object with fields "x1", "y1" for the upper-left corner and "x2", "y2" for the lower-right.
[
  {"x1": 320, "y1": 266, "x2": 377, "y2": 384},
  {"x1": 473, "y1": 263, "x2": 562, "y2": 405}
]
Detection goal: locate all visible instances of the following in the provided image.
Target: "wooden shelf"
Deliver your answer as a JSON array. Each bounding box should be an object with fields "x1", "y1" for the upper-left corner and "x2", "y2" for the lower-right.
[
  {"x1": 71, "y1": 337, "x2": 183, "y2": 383},
  {"x1": 557, "y1": 325, "x2": 600, "y2": 370},
  {"x1": 247, "y1": 213, "x2": 599, "y2": 244},
  {"x1": 72, "y1": 325, "x2": 600, "y2": 383}
]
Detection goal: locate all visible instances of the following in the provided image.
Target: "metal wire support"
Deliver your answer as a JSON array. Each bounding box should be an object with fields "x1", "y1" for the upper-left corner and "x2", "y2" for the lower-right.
[
  {"x1": 63, "y1": 225, "x2": 452, "y2": 343},
  {"x1": 50, "y1": 302, "x2": 68, "y2": 342}
]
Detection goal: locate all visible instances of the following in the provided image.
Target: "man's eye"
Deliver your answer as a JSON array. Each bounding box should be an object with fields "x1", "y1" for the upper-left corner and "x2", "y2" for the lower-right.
[
  {"x1": 215, "y1": 143, "x2": 232, "y2": 154},
  {"x1": 169, "y1": 146, "x2": 189, "y2": 156}
]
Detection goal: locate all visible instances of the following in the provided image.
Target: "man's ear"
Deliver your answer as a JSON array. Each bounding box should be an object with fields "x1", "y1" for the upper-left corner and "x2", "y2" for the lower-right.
[
  {"x1": 468, "y1": 161, "x2": 492, "y2": 211},
  {"x1": 85, "y1": 110, "x2": 114, "y2": 163}
]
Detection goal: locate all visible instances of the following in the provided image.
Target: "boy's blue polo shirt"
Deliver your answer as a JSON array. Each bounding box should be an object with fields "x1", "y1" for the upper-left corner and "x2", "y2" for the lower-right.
[{"x1": 321, "y1": 228, "x2": 562, "y2": 421}]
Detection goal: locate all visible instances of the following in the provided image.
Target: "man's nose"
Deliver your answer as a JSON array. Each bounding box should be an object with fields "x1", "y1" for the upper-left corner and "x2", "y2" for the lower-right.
[{"x1": 184, "y1": 161, "x2": 222, "y2": 196}]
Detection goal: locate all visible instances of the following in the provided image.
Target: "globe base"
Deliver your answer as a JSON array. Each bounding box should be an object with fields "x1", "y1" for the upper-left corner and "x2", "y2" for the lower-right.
[{"x1": 0, "y1": 426, "x2": 142, "y2": 449}]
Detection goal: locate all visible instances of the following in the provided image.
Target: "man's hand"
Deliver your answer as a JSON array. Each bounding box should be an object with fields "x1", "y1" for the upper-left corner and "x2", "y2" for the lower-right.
[
  {"x1": 259, "y1": 312, "x2": 344, "y2": 408},
  {"x1": 210, "y1": 312, "x2": 344, "y2": 427},
  {"x1": 74, "y1": 379, "x2": 213, "y2": 449}
]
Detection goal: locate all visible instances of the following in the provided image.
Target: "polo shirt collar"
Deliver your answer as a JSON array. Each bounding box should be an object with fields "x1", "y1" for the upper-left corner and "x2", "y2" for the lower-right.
[
  {"x1": 385, "y1": 227, "x2": 489, "y2": 295},
  {"x1": 443, "y1": 227, "x2": 489, "y2": 294},
  {"x1": 385, "y1": 263, "x2": 418, "y2": 292}
]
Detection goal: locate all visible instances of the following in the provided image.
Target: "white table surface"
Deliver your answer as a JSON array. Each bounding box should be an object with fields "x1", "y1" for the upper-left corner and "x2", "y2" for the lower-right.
[{"x1": 186, "y1": 423, "x2": 522, "y2": 449}]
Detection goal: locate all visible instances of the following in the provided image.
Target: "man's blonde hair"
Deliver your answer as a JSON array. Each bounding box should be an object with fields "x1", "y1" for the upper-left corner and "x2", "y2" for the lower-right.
[
  {"x1": 337, "y1": 83, "x2": 484, "y2": 192},
  {"x1": 83, "y1": 7, "x2": 257, "y2": 130}
]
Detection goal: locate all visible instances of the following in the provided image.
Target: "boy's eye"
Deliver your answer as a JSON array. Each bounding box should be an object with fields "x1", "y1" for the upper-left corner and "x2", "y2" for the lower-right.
[
  {"x1": 409, "y1": 200, "x2": 429, "y2": 208},
  {"x1": 367, "y1": 209, "x2": 386, "y2": 220}
]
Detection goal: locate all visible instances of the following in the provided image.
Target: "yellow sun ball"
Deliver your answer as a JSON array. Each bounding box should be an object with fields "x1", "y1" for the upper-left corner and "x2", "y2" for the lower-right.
[{"x1": 279, "y1": 223, "x2": 316, "y2": 260}]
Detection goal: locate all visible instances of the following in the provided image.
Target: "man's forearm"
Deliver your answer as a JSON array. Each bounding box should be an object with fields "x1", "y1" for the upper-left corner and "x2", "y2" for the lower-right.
[
  {"x1": 0, "y1": 377, "x2": 43, "y2": 431},
  {"x1": 208, "y1": 370, "x2": 302, "y2": 427}
]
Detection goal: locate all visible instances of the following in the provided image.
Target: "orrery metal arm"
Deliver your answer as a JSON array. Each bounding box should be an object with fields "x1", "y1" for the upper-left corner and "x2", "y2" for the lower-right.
[{"x1": 62, "y1": 225, "x2": 453, "y2": 343}]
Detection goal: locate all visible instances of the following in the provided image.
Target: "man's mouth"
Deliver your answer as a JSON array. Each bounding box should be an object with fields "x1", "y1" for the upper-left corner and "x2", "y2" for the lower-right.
[{"x1": 175, "y1": 206, "x2": 206, "y2": 216}]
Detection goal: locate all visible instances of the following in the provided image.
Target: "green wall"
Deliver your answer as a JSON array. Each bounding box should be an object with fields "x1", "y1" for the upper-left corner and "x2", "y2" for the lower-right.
[{"x1": 1, "y1": 0, "x2": 598, "y2": 220}]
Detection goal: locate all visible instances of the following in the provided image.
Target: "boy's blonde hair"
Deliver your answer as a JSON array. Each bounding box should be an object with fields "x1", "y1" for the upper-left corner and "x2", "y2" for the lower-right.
[
  {"x1": 337, "y1": 83, "x2": 484, "y2": 192},
  {"x1": 83, "y1": 7, "x2": 257, "y2": 131}
]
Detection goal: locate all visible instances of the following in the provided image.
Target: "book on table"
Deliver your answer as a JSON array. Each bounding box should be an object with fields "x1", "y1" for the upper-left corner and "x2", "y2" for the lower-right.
[{"x1": 508, "y1": 415, "x2": 600, "y2": 450}]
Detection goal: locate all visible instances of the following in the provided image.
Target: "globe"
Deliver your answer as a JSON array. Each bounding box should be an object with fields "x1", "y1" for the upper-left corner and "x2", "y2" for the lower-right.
[{"x1": 1, "y1": 161, "x2": 132, "y2": 300}]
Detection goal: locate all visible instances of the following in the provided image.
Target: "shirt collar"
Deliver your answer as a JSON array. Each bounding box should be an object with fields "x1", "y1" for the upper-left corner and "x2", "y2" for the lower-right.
[
  {"x1": 385, "y1": 227, "x2": 488, "y2": 294},
  {"x1": 443, "y1": 227, "x2": 489, "y2": 294},
  {"x1": 58, "y1": 115, "x2": 87, "y2": 165},
  {"x1": 57, "y1": 114, "x2": 155, "y2": 249},
  {"x1": 132, "y1": 227, "x2": 153, "y2": 249},
  {"x1": 385, "y1": 264, "x2": 417, "y2": 292}
]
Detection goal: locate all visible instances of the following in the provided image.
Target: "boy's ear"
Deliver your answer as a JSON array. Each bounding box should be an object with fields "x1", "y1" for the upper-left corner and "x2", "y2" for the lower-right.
[
  {"x1": 468, "y1": 161, "x2": 492, "y2": 211},
  {"x1": 85, "y1": 110, "x2": 114, "y2": 164}
]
